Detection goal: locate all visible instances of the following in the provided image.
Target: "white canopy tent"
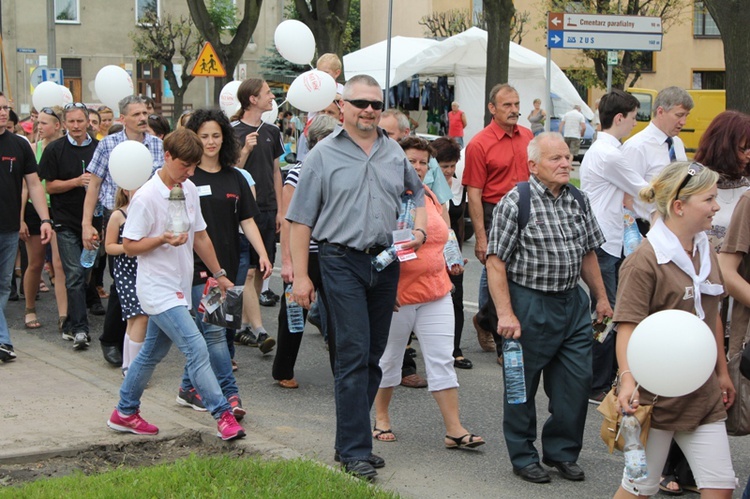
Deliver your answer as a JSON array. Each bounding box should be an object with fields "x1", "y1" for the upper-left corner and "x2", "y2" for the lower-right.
[{"x1": 344, "y1": 27, "x2": 593, "y2": 143}]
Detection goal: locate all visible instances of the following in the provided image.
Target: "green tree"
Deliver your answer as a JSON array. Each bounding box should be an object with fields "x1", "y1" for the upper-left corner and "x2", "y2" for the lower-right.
[
  {"x1": 543, "y1": 0, "x2": 687, "y2": 90},
  {"x1": 187, "y1": 0, "x2": 263, "y2": 102},
  {"x1": 703, "y1": 0, "x2": 750, "y2": 113},
  {"x1": 130, "y1": 11, "x2": 202, "y2": 122}
]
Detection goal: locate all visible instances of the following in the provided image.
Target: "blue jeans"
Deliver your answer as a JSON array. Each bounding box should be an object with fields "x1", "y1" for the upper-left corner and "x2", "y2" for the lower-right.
[
  {"x1": 0, "y1": 231, "x2": 19, "y2": 346},
  {"x1": 117, "y1": 305, "x2": 231, "y2": 419},
  {"x1": 591, "y1": 248, "x2": 623, "y2": 395},
  {"x1": 743, "y1": 475, "x2": 750, "y2": 499},
  {"x1": 55, "y1": 227, "x2": 89, "y2": 334},
  {"x1": 179, "y1": 285, "x2": 239, "y2": 398},
  {"x1": 318, "y1": 243, "x2": 400, "y2": 463}
]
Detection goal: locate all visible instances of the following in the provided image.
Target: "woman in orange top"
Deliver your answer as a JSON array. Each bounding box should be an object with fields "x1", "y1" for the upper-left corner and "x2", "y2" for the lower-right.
[
  {"x1": 447, "y1": 102, "x2": 467, "y2": 147},
  {"x1": 371, "y1": 137, "x2": 484, "y2": 450}
]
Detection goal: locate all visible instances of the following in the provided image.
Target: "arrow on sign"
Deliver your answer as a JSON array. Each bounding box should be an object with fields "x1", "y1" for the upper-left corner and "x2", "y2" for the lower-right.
[
  {"x1": 551, "y1": 17, "x2": 561, "y2": 27},
  {"x1": 551, "y1": 34, "x2": 561, "y2": 43}
]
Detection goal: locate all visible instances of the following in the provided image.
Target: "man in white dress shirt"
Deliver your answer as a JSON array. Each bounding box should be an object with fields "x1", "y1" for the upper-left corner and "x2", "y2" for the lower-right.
[
  {"x1": 579, "y1": 89, "x2": 649, "y2": 403},
  {"x1": 560, "y1": 105, "x2": 586, "y2": 157}
]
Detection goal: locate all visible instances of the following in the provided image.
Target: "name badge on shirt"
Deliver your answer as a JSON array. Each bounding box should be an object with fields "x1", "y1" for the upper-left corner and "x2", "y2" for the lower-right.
[{"x1": 197, "y1": 185, "x2": 212, "y2": 197}]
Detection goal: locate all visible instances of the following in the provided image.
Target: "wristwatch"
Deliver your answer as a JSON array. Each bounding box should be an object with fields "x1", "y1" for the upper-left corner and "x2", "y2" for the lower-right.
[
  {"x1": 40, "y1": 219, "x2": 54, "y2": 226},
  {"x1": 213, "y1": 268, "x2": 227, "y2": 279}
]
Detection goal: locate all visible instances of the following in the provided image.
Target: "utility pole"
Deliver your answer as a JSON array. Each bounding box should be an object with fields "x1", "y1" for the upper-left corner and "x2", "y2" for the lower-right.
[{"x1": 47, "y1": 0, "x2": 56, "y2": 68}]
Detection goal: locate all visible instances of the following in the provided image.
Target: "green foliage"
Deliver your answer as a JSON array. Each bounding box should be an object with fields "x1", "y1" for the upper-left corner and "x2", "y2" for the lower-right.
[
  {"x1": 342, "y1": 0, "x2": 361, "y2": 53},
  {"x1": 258, "y1": 48, "x2": 310, "y2": 77},
  {"x1": 0, "y1": 455, "x2": 401, "y2": 498},
  {"x1": 207, "y1": 0, "x2": 239, "y2": 36}
]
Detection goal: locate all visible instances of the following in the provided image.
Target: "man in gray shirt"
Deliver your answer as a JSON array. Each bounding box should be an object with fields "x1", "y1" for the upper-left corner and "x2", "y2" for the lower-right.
[{"x1": 287, "y1": 74, "x2": 427, "y2": 480}]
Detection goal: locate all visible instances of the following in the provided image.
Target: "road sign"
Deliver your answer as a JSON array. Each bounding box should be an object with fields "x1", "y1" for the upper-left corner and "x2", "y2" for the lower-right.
[
  {"x1": 29, "y1": 66, "x2": 64, "y2": 88},
  {"x1": 607, "y1": 50, "x2": 619, "y2": 65},
  {"x1": 547, "y1": 13, "x2": 662, "y2": 33},
  {"x1": 16, "y1": 47, "x2": 36, "y2": 54},
  {"x1": 547, "y1": 30, "x2": 662, "y2": 51},
  {"x1": 191, "y1": 42, "x2": 226, "y2": 77}
]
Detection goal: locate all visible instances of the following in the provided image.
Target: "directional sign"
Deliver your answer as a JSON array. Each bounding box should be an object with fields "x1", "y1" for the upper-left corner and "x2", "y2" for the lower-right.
[
  {"x1": 547, "y1": 13, "x2": 662, "y2": 33},
  {"x1": 16, "y1": 47, "x2": 36, "y2": 54},
  {"x1": 548, "y1": 30, "x2": 662, "y2": 51},
  {"x1": 191, "y1": 42, "x2": 226, "y2": 77}
]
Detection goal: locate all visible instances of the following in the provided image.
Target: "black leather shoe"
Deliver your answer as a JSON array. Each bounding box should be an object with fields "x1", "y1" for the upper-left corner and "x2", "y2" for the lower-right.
[
  {"x1": 101, "y1": 344, "x2": 123, "y2": 367},
  {"x1": 334, "y1": 451, "x2": 385, "y2": 469},
  {"x1": 342, "y1": 459, "x2": 378, "y2": 480},
  {"x1": 542, "y1": 458, "x2": 585, "y2": 481},
  {"x1": 90, "y1": 303, "x2": 106, "y2": 316},
  {"x1": 513, "y1": 463, "x2": 551, "y2": 483},
  {"x1": 454, "y1": 357, "x2": 473, "y2": 369}
]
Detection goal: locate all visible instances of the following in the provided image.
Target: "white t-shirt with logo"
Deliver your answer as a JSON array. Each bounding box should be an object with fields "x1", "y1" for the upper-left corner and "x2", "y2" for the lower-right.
[{"x1": 123, "y1": 173, "x2": 207, "y2": 315}]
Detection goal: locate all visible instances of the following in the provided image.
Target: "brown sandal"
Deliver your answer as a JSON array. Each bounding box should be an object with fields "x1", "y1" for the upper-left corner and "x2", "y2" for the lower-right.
[
  {"x1": 25, "y1": 308, "x2": 42, "y2": 329},
  {"x1": 372, "y1": 427, "x2": 397, "y2": 442},
  {"x1": 278, "y1": 379, "x2": 299, "y2": 389}
]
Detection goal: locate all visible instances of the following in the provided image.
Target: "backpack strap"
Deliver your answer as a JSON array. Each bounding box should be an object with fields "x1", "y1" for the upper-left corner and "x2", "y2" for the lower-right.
[{"x1": 516, "y1": 181, "x2": 585, "y2": 233}]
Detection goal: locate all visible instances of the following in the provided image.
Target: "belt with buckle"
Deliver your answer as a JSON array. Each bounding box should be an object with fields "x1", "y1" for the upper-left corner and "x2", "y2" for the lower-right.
[{"x1": 323, "y1": 242, "x2": 388, "y2": 255}]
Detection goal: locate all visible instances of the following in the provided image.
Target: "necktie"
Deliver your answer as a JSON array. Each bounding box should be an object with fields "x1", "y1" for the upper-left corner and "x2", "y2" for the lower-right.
[{"x1": 666, "y1": 136, "x2": 676, "y2": 162}]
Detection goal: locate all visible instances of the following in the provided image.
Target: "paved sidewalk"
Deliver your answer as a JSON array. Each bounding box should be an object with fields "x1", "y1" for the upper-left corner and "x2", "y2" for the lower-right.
[{"x1": 0, "y1": 331, "x2": 301, "y2": 465}]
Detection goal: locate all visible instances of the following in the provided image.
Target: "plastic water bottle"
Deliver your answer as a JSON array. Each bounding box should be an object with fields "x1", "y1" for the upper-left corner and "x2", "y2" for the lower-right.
[
  {"x1": 285, "y1": 284, "x2": 305, "y2": 334},
  {"x1": 397, "y1": 191, "x2": 415, "y2": 230},
  {"x1": 80, "y1": 235, "x2": 100, "y2": 269},
  {"x1": 622, "y1": 414, "x2": 648, "y2": 480},
  {"x1": 443, "y1": 229, "x2": 462, "y2": 268},
  {"x1": 623, "y1": 208, "x2": 642, "y2": 256},
  {"x1": 503, "y1": 339, "x2": 527, "y2": 404},
  {"x1": 372, "y1": 246, "x2": 398, "y2": 272}
]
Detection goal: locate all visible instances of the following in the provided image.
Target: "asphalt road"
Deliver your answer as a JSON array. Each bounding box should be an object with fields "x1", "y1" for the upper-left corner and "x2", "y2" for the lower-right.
[{"x1": 6, "y1": 238, "x2": 749, "y2": 498}]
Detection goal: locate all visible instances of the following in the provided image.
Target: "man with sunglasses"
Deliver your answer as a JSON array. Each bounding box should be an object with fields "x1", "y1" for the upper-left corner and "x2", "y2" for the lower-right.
[
  {"x1": 83, "y1": 95, "x2": 164, "y2": 365},
  {"x1": 0, "y1": 92, "x2": 53, "y2": 362},
  {"x1": 287, "y1": 74, "x2": 427, "y2": 480},
  {"x1": 38, "y1": 103, "x2": 98, "y2": 350}
]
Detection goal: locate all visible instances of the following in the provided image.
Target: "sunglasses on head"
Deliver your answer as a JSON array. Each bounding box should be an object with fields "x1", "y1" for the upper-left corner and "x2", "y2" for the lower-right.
[
  {"x1": 345, "y1": 99, "x2": 384, "y2": 111},
  {"x1": 675, "y1": 162, "x2": 705, "y2": 200},
  {"x1": 40, "y1": 107, "x2": 59, "y2": 120}
]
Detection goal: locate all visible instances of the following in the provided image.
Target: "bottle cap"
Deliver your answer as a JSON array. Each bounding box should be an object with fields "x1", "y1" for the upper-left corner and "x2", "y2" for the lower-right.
[{"x1": 169, "y1": 184, "x2": 185, "y2": 201}]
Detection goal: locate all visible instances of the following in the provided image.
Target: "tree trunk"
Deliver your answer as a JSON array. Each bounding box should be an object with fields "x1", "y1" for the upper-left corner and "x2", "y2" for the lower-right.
[
  {"x1": 187, "y1": 0, "x2": 263, "y2": 102},
  {"x1": 705, "y1": 0, "x2": 750, "y2": 113},
  {"x1": 483, "y1": 0, "x2": 514, "y2": 126},
  {"x1": 295, "y1": 0, "x2": 351, "y2": 61}
]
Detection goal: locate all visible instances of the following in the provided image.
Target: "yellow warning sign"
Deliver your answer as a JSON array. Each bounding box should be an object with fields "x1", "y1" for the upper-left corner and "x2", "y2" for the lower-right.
[{"x1": 191, "y1": 42, "x2": 226, "y2": 77}]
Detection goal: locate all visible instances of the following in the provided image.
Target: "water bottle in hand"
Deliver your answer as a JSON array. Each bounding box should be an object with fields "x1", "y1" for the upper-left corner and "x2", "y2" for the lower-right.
[
  {"x1": 503, "y1": 339, "x2": 527, "y2": 404},
  {"x1": 443, "y1": 229, "x2": 463, "y2": 268},
  {"x1": 372, "y1": 246, "x2": 398, "y2": 272},
  {"x1": 80, "y1": 234, "x2": 100, "y2": 268},
  {"x1": 285, "y1": 284, "x2": 305, "y2": 333},
  {"x1": 622, "y1": 414, "x2": 648, "y2": 480}
]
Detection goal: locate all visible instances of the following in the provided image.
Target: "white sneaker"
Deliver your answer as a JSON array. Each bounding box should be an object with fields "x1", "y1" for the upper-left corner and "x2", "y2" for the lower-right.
[{"x1": 73, "y1": 332, "x2": 90, "y2": 350}]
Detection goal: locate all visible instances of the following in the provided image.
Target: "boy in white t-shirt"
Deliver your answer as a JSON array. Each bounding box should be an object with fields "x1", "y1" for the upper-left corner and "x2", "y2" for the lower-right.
[{"x1": 106, "y1": 128, "x2": 245, "y2": 441}]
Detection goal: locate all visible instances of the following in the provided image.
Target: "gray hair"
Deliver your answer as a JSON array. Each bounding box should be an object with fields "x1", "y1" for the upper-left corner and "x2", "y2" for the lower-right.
[
  {"x1": 307, "y1": 114, "x2": 339, "y2": 149},
  {"x1": 118, "y1": 95, "x2": 146, "y2": 116},
  {"x1": 489, "y1": 83, "x2": 518, "y2": 105},
  {"x1": 527, "y1": 131, "x2": 565, "y2": 163},
  {"x1": 381, "y1": 109, "x2": 409, "y2": 132},
  {"x1": 654, "y1": 86, "x2": 694, "y2": 116},
  {"x1": 342, "y1": 74, "x2": 381, "y2": 99}
]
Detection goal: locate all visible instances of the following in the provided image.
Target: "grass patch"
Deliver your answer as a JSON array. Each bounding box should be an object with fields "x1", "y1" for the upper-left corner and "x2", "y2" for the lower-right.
[
  {"x1": 0, "y1": 454, "x2": 400, "y2": 499},
  {"x1": 569, "y1": 177, "x2": 580, "y2": 188}
]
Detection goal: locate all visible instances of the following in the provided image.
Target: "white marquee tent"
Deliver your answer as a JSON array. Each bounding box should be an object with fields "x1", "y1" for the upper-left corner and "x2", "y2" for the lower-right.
[{"x1": 344, "y1": 27, "x2": 593, "y2": 143}]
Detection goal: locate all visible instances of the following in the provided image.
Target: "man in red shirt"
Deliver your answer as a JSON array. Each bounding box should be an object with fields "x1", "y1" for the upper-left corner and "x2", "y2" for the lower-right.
[{"x1": 463, "y1": 84, "x2": 533, "y2": 355}]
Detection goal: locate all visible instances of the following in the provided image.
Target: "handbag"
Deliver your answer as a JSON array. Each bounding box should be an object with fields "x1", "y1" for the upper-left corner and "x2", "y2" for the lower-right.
[
  {"x1": 726, "y1": 320, "x2": 750, "y2": 436},
  {"x1": 596, "y1": 377, "x2": 654, "y2": 453}
]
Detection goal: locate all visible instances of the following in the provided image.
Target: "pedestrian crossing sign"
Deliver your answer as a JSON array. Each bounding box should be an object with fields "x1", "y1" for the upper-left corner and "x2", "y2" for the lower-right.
[{"x1": 191, "y1": 42, "x2": 226, "y2": 77}]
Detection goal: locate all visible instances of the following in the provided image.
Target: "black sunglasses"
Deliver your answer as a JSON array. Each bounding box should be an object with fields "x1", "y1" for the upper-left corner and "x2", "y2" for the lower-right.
[
  {"x1": 40, "y1": 107, "x2": 59, "y2": 120},
  {"x1": 64, "y1": 102, "x2": 86, "y2": 110},
  {"x1": 345, "y1": 99, "x2": 384, "y2": 111},
  {"x1": 675, "y1": 162, "x2": 704, "y2": 200}
]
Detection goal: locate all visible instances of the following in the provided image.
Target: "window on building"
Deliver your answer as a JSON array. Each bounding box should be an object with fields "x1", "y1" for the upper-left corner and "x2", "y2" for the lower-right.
[
  {"x1": 693, "y1": 70, "x2": 725, "y2": 90},
  {"x1": 136, "y1": 0, "x2": 159, "y2": 24},
  {"x1": 55, "y1": 0, "x2": 79, "y2": 23},
  {"x1": 61, "y1": 58, "x2": 81, "y2": 78},
  {"x1": 694, "y1": 1, "x2": 720, "y2": 37}
]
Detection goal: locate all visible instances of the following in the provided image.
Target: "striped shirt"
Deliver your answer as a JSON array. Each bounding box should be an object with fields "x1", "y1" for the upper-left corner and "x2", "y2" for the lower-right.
[
  {"x1": 487, "y1": 175, "x2": 604, "y2": 292},
  {"x1": 284, "y1": 163, "x2": 318, "y2": 253}
]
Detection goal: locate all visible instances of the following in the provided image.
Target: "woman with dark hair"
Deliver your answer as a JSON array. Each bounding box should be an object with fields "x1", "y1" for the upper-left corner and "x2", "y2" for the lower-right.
[
  {"x1": 147, "y1": 114, "x2": 170, "y2": 139},
  {"x1": 176, "y1": 108, "x2": 272, "y2": 417},
  {"x1": 372, "y1": 136, "x2": 484, "y2": 448},
  {"x1": 432, "y1": 137, "x2": 472, "y2": 369}
]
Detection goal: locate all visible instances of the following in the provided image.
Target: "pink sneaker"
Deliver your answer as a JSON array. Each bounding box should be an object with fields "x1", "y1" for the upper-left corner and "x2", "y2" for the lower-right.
[
  {"x1": 217, "y1": 410, "x2": 246, "y2": 441},
  {"x1": 107, "y1": 409, "x2": 159, "y2": 435},
  {"x1": 227, "y1": 394, "x2": 246, "y2": 421}
]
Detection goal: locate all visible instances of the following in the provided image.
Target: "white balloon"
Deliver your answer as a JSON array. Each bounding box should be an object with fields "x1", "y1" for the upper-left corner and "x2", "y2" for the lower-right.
[
  {"x1": 108, "y1": 141, "x2": 153, "y2": 190},
  {"x1": 261, "y1": 99, "x2": 279, "y2": 124},
  {"x1": 95, "y1": 65, "x2": 133, "y2": 110},
  {"x1": 60, "y1": 85, "x2": 73, "y2": 105},
  {"x1": 286, "y1": 70, "x2": 337, "y2": 113},
  {"x1": 274, "y1": 20, "x2": 316, "y2": 65},
  {"x1": 219, "y1": 80, "x2": 242, "y2": 118},
  {"x1": 32, "y1": 81, "x2": 64, "y2": 110},
  {"x1": 627, "y1": 310, "x2": 717, "y2": 397}
]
